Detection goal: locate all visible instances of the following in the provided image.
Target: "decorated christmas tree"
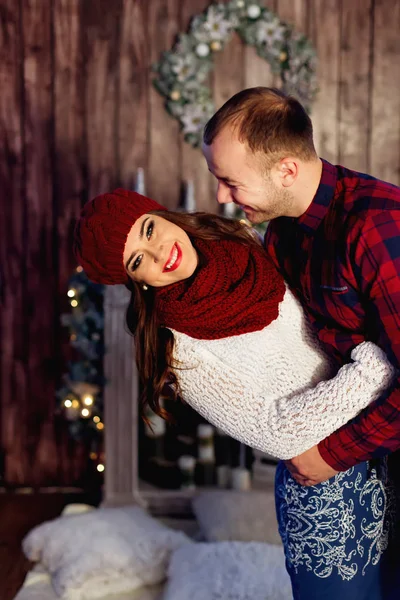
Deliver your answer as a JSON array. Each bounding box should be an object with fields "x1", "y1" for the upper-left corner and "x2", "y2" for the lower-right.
[{"x1": 57, "y1": 267, "x2": 105, "y2": 462}]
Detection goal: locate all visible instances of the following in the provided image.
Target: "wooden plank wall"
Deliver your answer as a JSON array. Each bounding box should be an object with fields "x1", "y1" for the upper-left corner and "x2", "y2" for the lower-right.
[{"x1": 1, "y1": 0, "x2": 400, "y2": 486}]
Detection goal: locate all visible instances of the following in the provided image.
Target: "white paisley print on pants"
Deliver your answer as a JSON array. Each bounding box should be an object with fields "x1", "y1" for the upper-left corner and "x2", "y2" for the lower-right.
[{"x1": 275, "y1": 460, "x2": 394, "y2": 581}]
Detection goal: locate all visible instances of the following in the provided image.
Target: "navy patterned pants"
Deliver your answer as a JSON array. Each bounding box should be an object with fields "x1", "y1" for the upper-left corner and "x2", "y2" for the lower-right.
[{"x1": 275, "y1": 460, "x2": 398, "y2": 600}]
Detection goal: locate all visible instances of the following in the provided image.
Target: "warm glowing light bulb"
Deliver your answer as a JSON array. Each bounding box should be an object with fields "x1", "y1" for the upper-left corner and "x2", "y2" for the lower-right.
[
  {"x1": 71, "y1": 399, "x2": 80, "y2": 409},
  {"x1": 97, "y1": 464, "x2": 105, "y2": 472},
  {"x1": 64, "y1": 399, "x2": 72, "y2": 408},
  {"x1": 71, "y1": 299, "x2": 78, "y2": 307},
  {"x1": 93, "y1": 416, "x2": 100, "y2": 423},
  {"x1": 81, "y1": 408, "x2": 90, "y2": 417},
  {"x1": 67, "y1": 289, "x2": 76, "y2": 298},
  {"x1": 76, "y1": 266, "x2": 83, "y2": 273},
  {"x1": 96, "y1": 422, "x2": 104, "y2": 431},
  {"x1": 83, "y1": 395, "x2": 93, "y2": 406}
]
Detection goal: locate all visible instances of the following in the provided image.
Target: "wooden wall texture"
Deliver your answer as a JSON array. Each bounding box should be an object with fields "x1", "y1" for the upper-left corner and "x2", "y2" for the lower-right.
[{"x1": 1, "y1": 0, "x2": 400, "y2": 485}]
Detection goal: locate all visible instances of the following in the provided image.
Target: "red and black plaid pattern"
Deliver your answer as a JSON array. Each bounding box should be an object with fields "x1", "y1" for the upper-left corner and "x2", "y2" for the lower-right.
[{"x1": 265, "y1": 159, "x2": 400, "y2": 471}]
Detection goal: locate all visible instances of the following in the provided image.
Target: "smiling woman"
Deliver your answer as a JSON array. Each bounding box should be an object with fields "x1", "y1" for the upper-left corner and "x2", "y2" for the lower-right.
[{"x1": 123, "y1": 214, "x2": 199, "y2": 287}]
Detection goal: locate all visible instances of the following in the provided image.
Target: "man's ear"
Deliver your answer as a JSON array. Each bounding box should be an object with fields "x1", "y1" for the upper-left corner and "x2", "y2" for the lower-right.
[{"x1": 276, "y1": 158, "x2": 298, "y2": 187}]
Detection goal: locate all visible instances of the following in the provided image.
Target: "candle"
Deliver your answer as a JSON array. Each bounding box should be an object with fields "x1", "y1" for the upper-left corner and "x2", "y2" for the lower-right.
[
  {"x1": 217, "y1": 465, "x2": 231, "y2": 488},
  {"x1": 231, "y1": 467, "x2": 251, "y2": 491},
  {"x1": 197, "y1": 424, "x2": 215, "y2": 463},
  {"x1": 135, "y1": 167, "x2": 146, "y2": 195},
  {"x1": 184, "y1": 180, "x2": 196, "y2": 213},
  {"x1": 144, "y1": 412, "x2": 166, "y2": 438},
  {"x1": 223, "y1": 202, "x2": 236, "y2": 218},
  {"x1": 178, "y1": 455, "x2": 196, "y2": 490},
  {"x1": 144, "y1": 401, "x2": 166, "y2": 438},
  {"x1": 215, "y1": 428, "x2": 232, "y2": 488}
]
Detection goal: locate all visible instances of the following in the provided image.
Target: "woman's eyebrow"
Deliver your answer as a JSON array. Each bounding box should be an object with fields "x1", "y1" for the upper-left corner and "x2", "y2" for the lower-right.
[
  {"x1": 139, "y1": 216, "x2": 150, "y2": 238},
  {"x1": 125, "y1": 217, "x2": 150, "y2": 270}
]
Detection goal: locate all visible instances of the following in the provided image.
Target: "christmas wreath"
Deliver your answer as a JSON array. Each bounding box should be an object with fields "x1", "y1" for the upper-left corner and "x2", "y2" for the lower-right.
[{"x1": 153, "y1": 0, "x2": 317, "y2": 147}]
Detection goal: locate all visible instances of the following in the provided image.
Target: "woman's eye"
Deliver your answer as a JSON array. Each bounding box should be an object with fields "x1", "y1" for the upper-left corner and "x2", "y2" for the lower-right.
[
  {"x1": 146, "y1": 221, "x2": 154, "y2": 240},
  {"x1": 130, "y1": 220, "x2": 153, "y2": 272},
  {"x1": 132, "y1": 255, "x2": 143, "y2": 271}
]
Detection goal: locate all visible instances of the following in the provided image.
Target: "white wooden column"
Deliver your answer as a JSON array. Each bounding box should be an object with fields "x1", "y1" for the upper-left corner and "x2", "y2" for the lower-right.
[{"x1": 103, "y1": 285, "x2": 144, "y2": 506}]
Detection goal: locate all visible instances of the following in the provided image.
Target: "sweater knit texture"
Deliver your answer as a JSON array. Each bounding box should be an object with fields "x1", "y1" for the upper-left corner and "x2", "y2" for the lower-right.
[{"x1": 171, "y1": 287, "x2": 396, "y2": 459}]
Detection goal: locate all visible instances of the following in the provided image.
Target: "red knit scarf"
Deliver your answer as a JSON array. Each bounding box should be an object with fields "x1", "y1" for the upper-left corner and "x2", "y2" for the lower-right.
[{"x1": 155, "y1": 238, "x2": 286, "y2": 340}]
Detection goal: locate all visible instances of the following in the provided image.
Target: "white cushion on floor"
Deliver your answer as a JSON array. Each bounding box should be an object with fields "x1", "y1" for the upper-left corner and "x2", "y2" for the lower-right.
[
  {"x1": 163, "y1": 541, "x2": 291, "y2": 600},
  {"x1": 22, "y1": 504, "x2": 189, "y2": 599},
  {"x1": 192, "y1": 489, "x2": 281, "y2": 544}
]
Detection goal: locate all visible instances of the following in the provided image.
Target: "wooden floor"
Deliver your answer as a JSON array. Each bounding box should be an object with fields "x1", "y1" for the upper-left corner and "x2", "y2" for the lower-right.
[{"x1": 0, "y1": 491, "x2": 96, "y2": 600}]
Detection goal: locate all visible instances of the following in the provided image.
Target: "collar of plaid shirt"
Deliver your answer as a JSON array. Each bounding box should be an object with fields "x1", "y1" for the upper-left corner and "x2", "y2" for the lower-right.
[{"x1": 296, "y1": 159, "x2": 338, "y2": 235}]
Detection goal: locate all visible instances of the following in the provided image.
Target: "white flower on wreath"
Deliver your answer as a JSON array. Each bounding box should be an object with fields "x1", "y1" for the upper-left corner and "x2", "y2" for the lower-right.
[
  {"x1": 256, "y1": 17, "x2": 286, "y2": 46},
  {"x1": 171, "y1": 55, "x2": 198, "y2": 82},
  {"x1": 180, "y1": 104, "x2": 211, "y2": 135},
  {"x1": 192, "y1": 6, "x2": 234, "y2": 43}
]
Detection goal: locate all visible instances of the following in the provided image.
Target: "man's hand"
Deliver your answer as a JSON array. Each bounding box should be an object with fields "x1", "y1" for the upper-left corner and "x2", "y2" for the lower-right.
[{"x1": 284, "y1": 445, "x2": 339, "y2": 486}]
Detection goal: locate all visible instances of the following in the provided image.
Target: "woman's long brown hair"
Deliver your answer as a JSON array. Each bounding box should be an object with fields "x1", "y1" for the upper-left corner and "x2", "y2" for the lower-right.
[{"x1": 125, "y1": 210, "x2": 262, "y2": 423}]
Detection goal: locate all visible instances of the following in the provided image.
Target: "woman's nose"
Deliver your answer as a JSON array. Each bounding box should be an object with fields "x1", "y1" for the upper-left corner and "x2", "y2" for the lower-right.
[{"x1": 150, "y1": 244, "x2": 164, "y2": 263}]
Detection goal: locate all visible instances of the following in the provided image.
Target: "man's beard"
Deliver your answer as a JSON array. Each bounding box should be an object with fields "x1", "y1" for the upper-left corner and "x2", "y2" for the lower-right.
[{"x1": 245, "y1": 187, "x2": 294, "y2": 224}]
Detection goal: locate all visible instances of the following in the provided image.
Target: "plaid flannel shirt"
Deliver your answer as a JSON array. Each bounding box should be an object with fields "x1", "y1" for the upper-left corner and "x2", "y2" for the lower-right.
[{"x1": 265, "y1": 159, "x2": 400, "y2": 471}]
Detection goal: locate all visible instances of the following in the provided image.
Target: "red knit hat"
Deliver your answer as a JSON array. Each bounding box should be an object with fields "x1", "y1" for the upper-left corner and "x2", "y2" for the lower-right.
[{"x1": 74, "y1": 188, "x2": 167, "y2": 284}]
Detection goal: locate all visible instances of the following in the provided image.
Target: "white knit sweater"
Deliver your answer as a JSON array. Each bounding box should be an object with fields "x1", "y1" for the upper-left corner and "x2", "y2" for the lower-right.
[{"x1": 171, "y1": 287, "x2": 396, "y2": 459}]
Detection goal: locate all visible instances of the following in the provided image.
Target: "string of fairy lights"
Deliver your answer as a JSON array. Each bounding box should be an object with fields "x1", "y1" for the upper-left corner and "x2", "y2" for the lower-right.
[{"x1": 57, "y1": 266, "x2": 106, "y2": 474}]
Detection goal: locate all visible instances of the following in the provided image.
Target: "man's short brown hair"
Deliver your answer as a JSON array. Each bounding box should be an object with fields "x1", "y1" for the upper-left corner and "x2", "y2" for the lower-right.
[{"x1": 203, "y1": 87, "x2": 317, "y2": 169}]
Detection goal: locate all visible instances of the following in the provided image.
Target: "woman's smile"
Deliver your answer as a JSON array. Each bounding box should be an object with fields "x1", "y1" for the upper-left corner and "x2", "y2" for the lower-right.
[{"x1": 163, "y1": 242, "x2": 182, "y2": 272}]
